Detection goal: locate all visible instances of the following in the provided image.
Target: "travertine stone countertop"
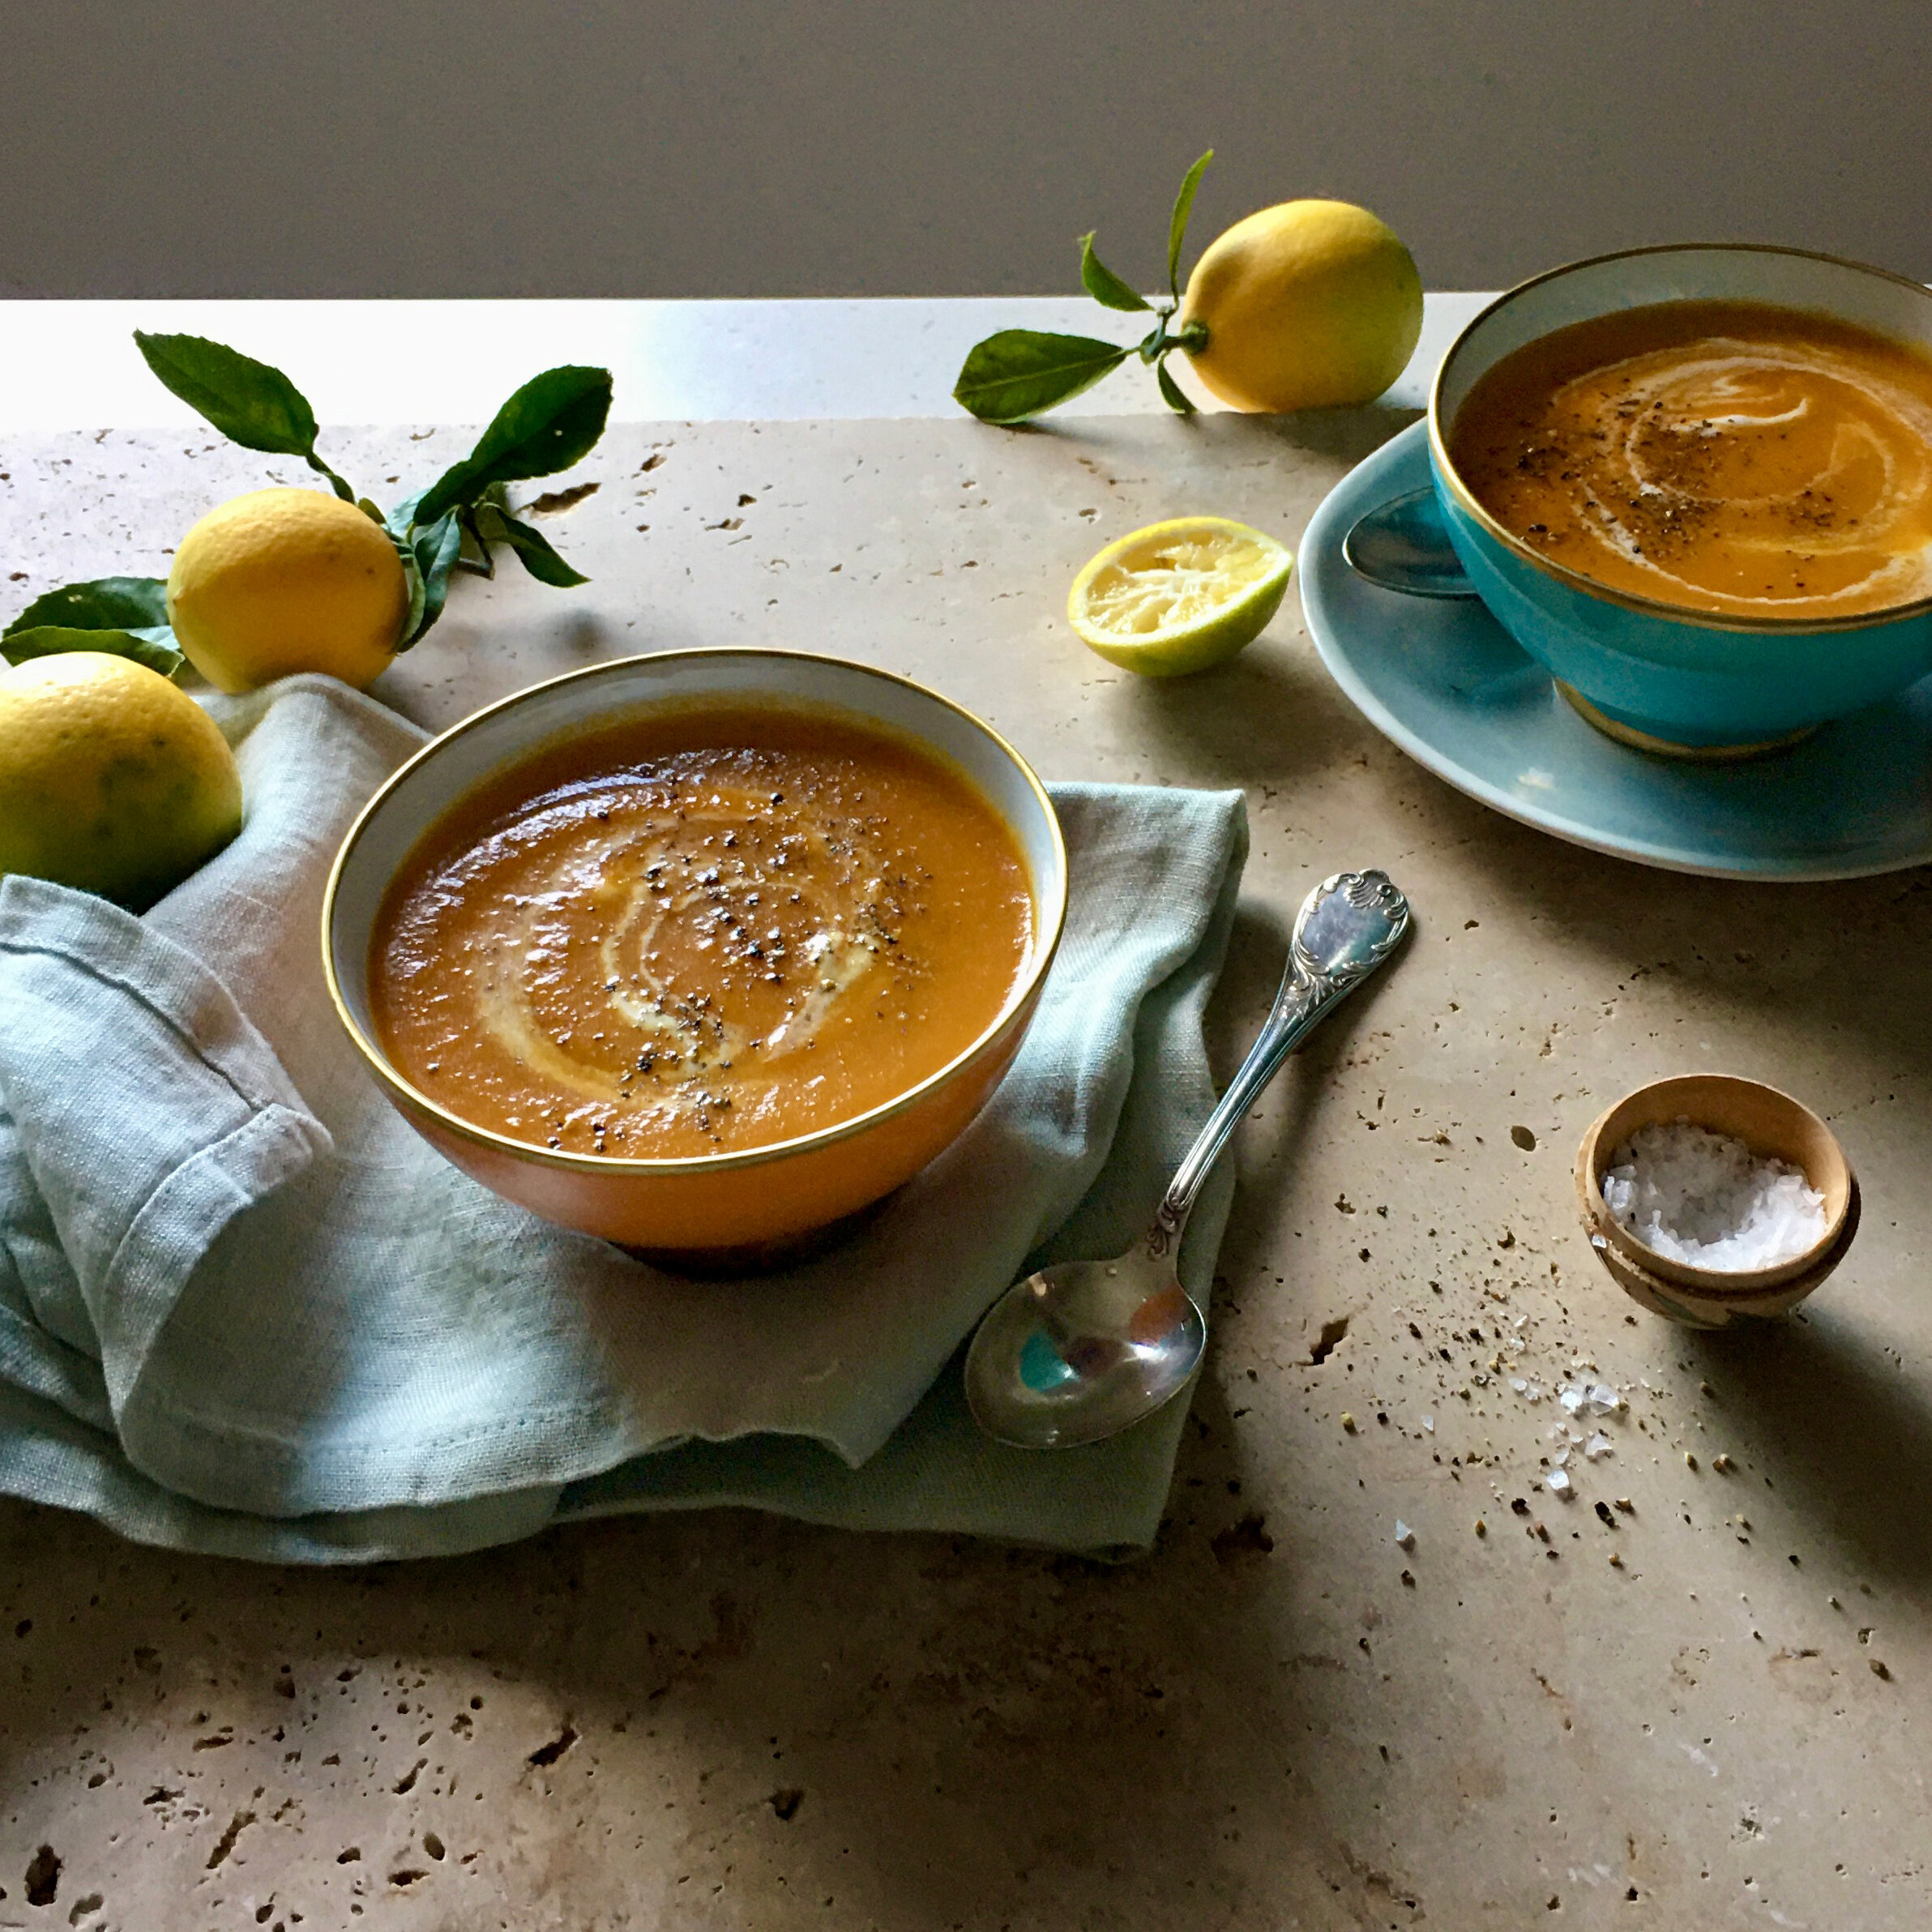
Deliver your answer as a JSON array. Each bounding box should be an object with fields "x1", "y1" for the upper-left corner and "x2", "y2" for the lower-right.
[{"x1": 3, "y1": 405, "x2": 1930, "y2": 1930}]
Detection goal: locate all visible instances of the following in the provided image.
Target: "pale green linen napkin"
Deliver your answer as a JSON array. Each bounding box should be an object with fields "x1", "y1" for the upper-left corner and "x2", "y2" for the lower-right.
[{"x1": 0, "y1": 676, "x2": 1246, "y2": 1562}]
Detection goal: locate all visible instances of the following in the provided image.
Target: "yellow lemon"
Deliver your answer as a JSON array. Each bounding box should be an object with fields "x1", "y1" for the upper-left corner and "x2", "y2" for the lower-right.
[
  {"x1": 1068, "y1": 517, "x2": 1294, "y2": 676},
  {"x1": 167, "y1": 486, "x2": 410, "y2": 693},
  {"x1": 0, "y1": 652, "x2": 242, "y2": 908},
  {"x1": 1178, "y1": 199, "x2": 1423, "y2": 412}
]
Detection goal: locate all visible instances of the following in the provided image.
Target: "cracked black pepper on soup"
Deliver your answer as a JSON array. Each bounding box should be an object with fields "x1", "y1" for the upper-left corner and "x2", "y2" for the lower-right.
[
  {"x1": 1448, "y1": 299, "x2": 1932, "y2": 620},
  {"x1": 372, "y1": 703, "x2": 1032, "y2": 1156}
]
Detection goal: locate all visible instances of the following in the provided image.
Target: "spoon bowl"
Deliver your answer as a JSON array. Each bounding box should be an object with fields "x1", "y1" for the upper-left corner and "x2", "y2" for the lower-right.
[
  {"x1": 1343, "y1": 486, "x2": 1478, "y2": 599},
  {"x1": 964, "y1": 1259, "x2": 1207, "y2": 1449}
]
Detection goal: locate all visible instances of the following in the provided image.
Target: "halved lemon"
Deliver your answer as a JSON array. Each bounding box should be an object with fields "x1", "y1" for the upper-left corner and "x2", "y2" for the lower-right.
[{"x1": 1068, "y1": 517, "x2": 1294, "y2": 676}]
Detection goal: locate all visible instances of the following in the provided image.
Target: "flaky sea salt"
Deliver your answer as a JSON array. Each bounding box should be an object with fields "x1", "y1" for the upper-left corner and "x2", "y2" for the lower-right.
[{"x1": 1602, "y1": 1119, "x2": 1826, "y2": 1271}]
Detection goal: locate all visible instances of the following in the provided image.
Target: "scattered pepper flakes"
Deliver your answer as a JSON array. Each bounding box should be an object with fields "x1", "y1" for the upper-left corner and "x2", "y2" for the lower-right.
[
  {"x1": 1474, "y1": 1518, "x2": 1488, "y2": 1537},
  {"x1": 1511, "y1": 1497, "x2": 1531, "y2": 1516},
  {"x1": 1614, "y1": 1498, "x2": 1635, "y2": 1514},
  {"x1": 1609, "y1": 1551, "x2": 1625, "y2": 1568},
  {"x1": 1685, "y1": 1452, "x2": 1699, "y2": 1471},
  {"x1": 1712, "y1": 1453, "x2": 1734, "y2": 1473},
  {"x1": 1341, "y1": 1413, "x2": 1357, "y2": 1434}
]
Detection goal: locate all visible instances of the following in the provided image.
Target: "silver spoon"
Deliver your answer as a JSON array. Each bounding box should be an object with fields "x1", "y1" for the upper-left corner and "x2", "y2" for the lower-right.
[
  {"x1": 1343, "y1": 485, "x2": 1480, "y2": 599},
  {"x1": 965, "y1": 869, "x2": 1412, "y2": 1449}
]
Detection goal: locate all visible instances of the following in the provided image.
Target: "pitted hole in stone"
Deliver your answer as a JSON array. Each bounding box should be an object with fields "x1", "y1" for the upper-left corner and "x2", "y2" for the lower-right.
[
  {"x1": 67, "y1": 1891, "x2": 103, "y2": 1922},
  {"x1": 390, "y1": 1870, "x2": 428, "y2": 1889},
  {"x1": 336, "y1": 1847, "x2": 361, "y2": 1865},
  {"x1": 1307, "y1": 1316, "x2": 1350, "y2": 1366},
  {"x1": 393, "y1": 1759, "x2": 426, "y2": 1795},
  {"x1": 205, "y1": 1810, "x2": 254, "y2": 1870},
  {"x1": 24, "y1": 1844, "x2": 60, "y2": 1906},
  {"x1": 527, "y1": 1724, "x2": 578, "y2": 1768},
  {"x1": 769, "y1": 1789, "x2": 805, "y2": 1821},
  {"x1": 423, "y1": 1832, "x2": 446, "y2": 1861}
]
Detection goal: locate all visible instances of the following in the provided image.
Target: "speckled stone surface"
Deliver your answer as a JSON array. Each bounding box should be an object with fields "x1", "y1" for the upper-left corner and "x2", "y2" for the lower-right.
[{"x1": 3, "y1": 412, "x2": 1930, "y2": 1929}]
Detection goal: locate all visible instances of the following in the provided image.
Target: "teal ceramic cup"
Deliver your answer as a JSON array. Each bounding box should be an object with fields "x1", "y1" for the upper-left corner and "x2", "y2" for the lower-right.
[{"x1": 1428, "y1": 245, "x2": 1932, "y2": 756}]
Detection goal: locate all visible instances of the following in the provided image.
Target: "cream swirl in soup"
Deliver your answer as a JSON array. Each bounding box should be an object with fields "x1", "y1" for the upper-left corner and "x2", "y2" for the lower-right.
[
  {"x1": 1449, "y1": 301, "x2": 1932, "y2": 621},
  {"x1": 372, "y1": 706, "x2": 1032, "y2": 1159}
]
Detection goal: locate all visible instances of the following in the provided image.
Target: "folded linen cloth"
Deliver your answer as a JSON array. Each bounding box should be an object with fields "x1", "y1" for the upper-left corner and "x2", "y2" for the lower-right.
[{"x1": 0, "y1": 675, "x2": 1247, "y2": 1562}]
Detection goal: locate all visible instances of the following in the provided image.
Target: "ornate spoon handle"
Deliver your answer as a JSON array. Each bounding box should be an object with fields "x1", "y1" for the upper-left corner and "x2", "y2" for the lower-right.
[{"x1": 1145, "y1": 869, "x2": 1410, "y2": 1260}]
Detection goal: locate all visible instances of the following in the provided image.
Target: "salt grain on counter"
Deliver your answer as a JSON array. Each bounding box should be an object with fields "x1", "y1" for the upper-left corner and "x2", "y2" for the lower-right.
[{"x1": 1602, "y1": 1119, "x2": 1826, "y2": 1271}]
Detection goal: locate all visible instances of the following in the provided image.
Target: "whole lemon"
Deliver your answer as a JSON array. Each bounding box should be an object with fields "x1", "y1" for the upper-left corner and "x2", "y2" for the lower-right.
[
  {"x1": 1178, "y1": 199, "x2": 1423, "y2": 412},
  {"x1": 0, "y1": 652, "x2": 243, "y2": 908},
  {"x1": 167, "y1": 486, "x2": 410, "y2": 693}
]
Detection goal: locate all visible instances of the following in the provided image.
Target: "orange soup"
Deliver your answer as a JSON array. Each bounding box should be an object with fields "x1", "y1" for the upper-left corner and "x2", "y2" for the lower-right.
[
  {"x1": 1449, "y1": 301, "x2": 1932, "y2": 620},
  {"x1": 372, "y1": 705, "x2": 1034, "y2": 1160}
]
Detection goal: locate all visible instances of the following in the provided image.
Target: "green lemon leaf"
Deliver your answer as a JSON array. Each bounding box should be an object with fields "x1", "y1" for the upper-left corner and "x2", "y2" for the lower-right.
[
  {"x1": 6, "y1": 575, "x2": 169, "y2": 638},
  {"x1": 414, "y1": 366, "x2": 613, "y2": 525},
  {"x1": 1156, "y1": 357, "x2": 1198, "y2": 416},
  {"x1": 395, "y1": 543, "x2": 427, "y2": 650},
  {"x1": 400, "y1": 511, "x2": 464, "y2": 648},
  {"x1": 1166, "y1": 149, "x2": 1214, "y2": 300},
  {"x1": 134, "y1": 331, "x2": 318, "y2": 455},
  {"x1": 952, "y1": 331, "x2": 1132, "y2": 424},
  {"x1": 383, "y1": 489, "x2": 427, "y2": 541},
  {"x1": 1079, "y1": 233, "x2": 1151, "y2": 313},
  {"x1": 477, "y1": 506, "x2": 591, "y2": 588},
  {"x1": 2, "y1": 625, "x2": 184, "y2": 677},
  {"x1": 133, "y1": 331, "x2": 355, "y2": 501}
]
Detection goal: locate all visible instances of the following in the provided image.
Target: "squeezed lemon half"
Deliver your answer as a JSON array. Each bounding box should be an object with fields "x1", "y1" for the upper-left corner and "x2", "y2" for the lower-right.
[{"x1": 1068, "y1": 516, "x2": 1294, "y2": 676}]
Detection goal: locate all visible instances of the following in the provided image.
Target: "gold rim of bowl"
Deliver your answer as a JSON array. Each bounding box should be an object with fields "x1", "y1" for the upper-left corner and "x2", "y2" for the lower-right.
[
  {"x1": 1427, "y1": 241, "x2": 1932, "y2": 638},
  {"x1": 320, "y1": 648, "x2": 1070, "y2": 1178}
]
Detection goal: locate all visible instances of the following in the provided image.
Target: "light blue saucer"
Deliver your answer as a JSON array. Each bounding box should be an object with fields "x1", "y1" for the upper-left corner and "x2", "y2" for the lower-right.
[{"x1": 1300, "y1": 421, "x2": 1932, "y2": 881}]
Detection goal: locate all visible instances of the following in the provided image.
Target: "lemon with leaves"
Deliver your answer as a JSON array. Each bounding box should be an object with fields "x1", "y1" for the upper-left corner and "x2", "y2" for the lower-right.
[
  {"x1": 0, "y1": 652, "x2": 242, "y2": 908},
  {"x1": 1069, "y1": 517, "x2": 1293, "y2": 675},
  {"x1": 167, "y1": 487, "x2": 411, "y2": 693},
  {"x1": 1178, "y1": 199, "x2": 1422, "y2": 412},
  {"x1": 954, "y1": 153, "x2": 1422, "y2": 422}
]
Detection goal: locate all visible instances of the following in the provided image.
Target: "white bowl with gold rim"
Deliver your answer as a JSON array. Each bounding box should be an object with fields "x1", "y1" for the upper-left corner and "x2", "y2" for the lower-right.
[{"x1": 323, "y1": 649, "x2": 1067, "y2": 1262}]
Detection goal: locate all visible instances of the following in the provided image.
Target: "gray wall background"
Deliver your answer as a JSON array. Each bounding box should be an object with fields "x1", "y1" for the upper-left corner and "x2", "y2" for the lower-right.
[{"x1": 4, "y1": 0, "x2": 1929, "y2": 300}]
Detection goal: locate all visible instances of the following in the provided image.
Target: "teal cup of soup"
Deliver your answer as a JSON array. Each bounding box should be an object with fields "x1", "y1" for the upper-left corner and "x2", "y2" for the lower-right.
[{"x1": 1424, "y1": 246, "x2": 1932, "y2": 756}]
